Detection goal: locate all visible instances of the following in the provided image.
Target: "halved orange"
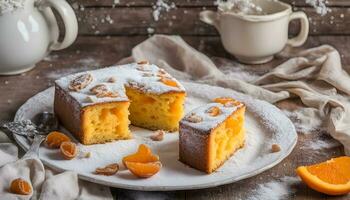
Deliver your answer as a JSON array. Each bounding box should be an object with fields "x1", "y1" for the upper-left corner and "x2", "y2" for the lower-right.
[
  {"x1": 125, "y1": 161, "x2": 162, "y2": 178},
  {"x1": 296, "y1": 156, "x2": 350, "y2": 195},
  {"x1": 122, "y1": 144, "x2": 159, "y2": 166}
]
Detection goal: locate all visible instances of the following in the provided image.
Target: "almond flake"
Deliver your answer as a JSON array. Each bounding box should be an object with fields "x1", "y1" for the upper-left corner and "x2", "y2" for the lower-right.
[
  {"x1": 90, "y1": 84, "x2": 118, "y2": 98},
  {"x1": 90, "y1": 84, "x2": 108, "y2": 94},
  {"x1": 137, "y1": 60, "x2": 149, "y2": 65},
  {"x1": 150, "y1": 130, "x2": 165, "y2": 141},
  {"x1": 69, "y1": 73, "x2": 93, "y2": 91},
  {"x1": 206, "y1": 106, "x2": 221, "y2": 117},
  {"x1": 158, "y1": 69, "x2": 166, "y2": 75},
  {"x1": 271, "y1": 144, "x2": 281, "y2": 153},
  {"x1": 108, "y1": 77, "x2": 117, "y2": 83},
  {"x1": 129, "y1": 81, "x2": 145, "y2": 89},
  {"x1": 95, "y1": 163, "x2": 119, "y2": 176},
  {"x1": 186, "y1": 113, "x2": 203, "y2": 123},
  {"x1": 96, "y1": 91, "x2": 119, "y2": 98}
]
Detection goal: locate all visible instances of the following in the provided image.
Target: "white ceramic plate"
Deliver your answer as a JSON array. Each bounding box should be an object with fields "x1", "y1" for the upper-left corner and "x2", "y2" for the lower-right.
[{"x1": 14, "y1": 81, "x2": 297, "y2": 191}]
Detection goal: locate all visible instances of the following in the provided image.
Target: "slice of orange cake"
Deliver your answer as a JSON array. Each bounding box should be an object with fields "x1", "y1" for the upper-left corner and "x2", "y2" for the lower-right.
[
  {"x1": 54, "y1": 62, "x2": 186, "y2": 145},
  {"x1": 179, "y1": 98, "x2": 245, "y2": 173}
]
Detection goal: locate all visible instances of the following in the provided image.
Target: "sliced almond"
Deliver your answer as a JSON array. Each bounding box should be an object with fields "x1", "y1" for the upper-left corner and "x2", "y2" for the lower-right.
[
  {"x1": 90, "y1": 84, "x2": 119, "y2": 98},
  {"x1": 137, "y1": 60, "x2": 149, "y2": 65},
  {"x1": 186, "y1": 113, "x2": 203, "y2": 123},
  {"x1": 206, "y1": 106, "x2": 221, "y2": 117},
  {"x1": 150, "y1": 130, "x2": 165, "y2": 141},
  {"x1": 271, "y1": 144, "x2": 281, "y2": 153},
  {"x1": 108, "y1": 77, "x2": 117, "y2": 83},
  {"x1": 95, "y1": 163, "x2": 119, "y2": 176},
  {"x1": 96, "y1": 91, "x2": 119, "y2": 98},
  {"x1": 69, "y1": 73, "x2": 93, "y2": 92},
  {"x1": 90, "y1": 84, "x2": 108, "y2": 94}
]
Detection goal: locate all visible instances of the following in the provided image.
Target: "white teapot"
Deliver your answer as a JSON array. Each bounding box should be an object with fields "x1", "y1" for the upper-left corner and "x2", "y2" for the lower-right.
[{"x1": 0, "y1": 0, "x2": 78, "y2": 75}]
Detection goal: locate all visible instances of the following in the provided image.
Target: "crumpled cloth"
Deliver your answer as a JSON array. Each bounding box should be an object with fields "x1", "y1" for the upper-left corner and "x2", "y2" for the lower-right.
[
  {"x1": 0, "y1": 131, "x2": 113, "y2": 200},
  {"x1": 130, "y1": 34, "x2": 350, "y2": 155}
]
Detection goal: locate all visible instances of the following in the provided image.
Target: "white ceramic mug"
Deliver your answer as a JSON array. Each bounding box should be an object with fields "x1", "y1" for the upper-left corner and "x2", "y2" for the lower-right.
[
  {"x1": 0, "y1": 0, "x2": 78, "y2": 75},
  {"x1": 200, "y1": 0, "x2": 309, "y2": 64}
]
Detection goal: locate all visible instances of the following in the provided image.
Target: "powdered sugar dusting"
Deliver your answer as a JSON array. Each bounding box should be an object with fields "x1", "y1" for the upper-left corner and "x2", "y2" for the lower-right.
[
  {"x1": 282, "y1": 107, "x2": 325, "y2": 134},
  {"x1": 247, "y1": 176, "x2": 300, "y2": 200},
  {"x1": 302, "y1": 138, "x2": 341, "y2": 150},
  {"x1": 181, "y1": 102, "x2": 243, "y2": 132},
  {"x1": 55, "y1": 63, "x2": 185, "y2": 107},
  {"x1": 14, "y1": 81, "x2": 297, "y2": 190}
]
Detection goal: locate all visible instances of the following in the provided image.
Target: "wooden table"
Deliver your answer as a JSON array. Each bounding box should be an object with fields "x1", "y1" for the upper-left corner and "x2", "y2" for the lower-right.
[{"x1": 1, "y1": 0, "x2": 349, "y2": 199}]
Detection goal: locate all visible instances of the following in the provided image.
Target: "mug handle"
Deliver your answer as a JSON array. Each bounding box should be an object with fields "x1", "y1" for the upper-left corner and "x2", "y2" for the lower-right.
[
  {"x1": 39, "y1": 0, "x2": 78, "y2": 51},
  {"x1": 287, "y1": 11, "x2": 309, "y2": 47},
  {"x1": 199, "y1": 10, "x2": 220, "y2": 31}
]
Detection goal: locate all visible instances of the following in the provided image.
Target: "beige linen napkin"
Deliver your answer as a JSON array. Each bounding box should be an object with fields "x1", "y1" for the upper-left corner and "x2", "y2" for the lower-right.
[
  {"x1": 0, "y1": 131, "x2": 113, "y2": 200},
  {"x1": 131, "y1": 34, "x2": 350, "y2": 155}
]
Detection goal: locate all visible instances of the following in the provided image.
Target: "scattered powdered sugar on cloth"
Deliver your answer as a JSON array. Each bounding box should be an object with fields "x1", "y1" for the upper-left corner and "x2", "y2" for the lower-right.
[
  {"x1": 282, "y1": 107, "x2": 325, "y2": 134},
  {"x1": 0, "y1": 0, "x2": 25, "y2": 14},
  {"x1": 302, "y1": 139, "x2": 341, "y2": 151},
  {"x1": 247, "y1": 176, "x2": 300, "y2": 200}
]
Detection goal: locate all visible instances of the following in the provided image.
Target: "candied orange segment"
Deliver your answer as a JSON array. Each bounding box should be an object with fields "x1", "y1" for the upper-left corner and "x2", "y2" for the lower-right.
[
  {"x1": 213, "y1": 97, "x2": 235, "y2": 105},
  {"x1": 125, "y1": 161, "x2": 162, "y2": 178},
  {"x1": 10, "y1": 178, "x2": 32, "y2": 195},
  {"x1": 207, "y1": 106, "x2": 221, "y2": 117},
  {"x1": 159, "y1": 77, "x2": 178, "y2": 88},
  {"x1": 45, "y1": 131, "x2": 71, "y2": 149},
  {"x1": 297, "y1": 156, "x2": 350, "y2": 195},
  {"x1": 60, "y1": 141, "x2": 78, "y2": 160},
  {"x1": 122, "y1": 144, "x2": 159, "y2": 165}
]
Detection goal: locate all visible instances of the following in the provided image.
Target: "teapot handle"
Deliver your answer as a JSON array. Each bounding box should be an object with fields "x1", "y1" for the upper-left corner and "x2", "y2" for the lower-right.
[{"x1": 39, "y1": 0, "x2": 78, "y2": 51}]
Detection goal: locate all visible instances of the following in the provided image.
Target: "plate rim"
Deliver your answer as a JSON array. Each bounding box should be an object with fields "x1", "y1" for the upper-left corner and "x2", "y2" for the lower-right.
[{"x1": 13, "y1": 82, "x2": 298, "y2": 191}]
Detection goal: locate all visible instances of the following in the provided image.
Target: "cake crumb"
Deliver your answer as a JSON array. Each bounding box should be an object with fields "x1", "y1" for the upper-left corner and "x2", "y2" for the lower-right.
[
  {"x1": 85, "y1": 96, "x2": 97, "y2": 103},
  {"x1": 150, "y1": 130, "x2": 165, "y2": 141},
  {"x1": 271, "y1": 144, "x2": 281, "y2": 153},
  {"x1": 84, "y1": 152, "x2": 91, "y2": 158}
]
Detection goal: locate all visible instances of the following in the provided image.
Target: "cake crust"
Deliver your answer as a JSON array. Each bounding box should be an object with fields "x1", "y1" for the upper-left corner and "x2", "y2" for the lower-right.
[
  {"x1": 54, "y1": 63, "x2": 186, "y2": 145},
  {"x1": 179, "y1": 101, "x2": 246, "y2": 173}
]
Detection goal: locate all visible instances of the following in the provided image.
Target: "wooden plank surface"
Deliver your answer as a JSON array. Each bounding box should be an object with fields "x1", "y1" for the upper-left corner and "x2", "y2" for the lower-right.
[
  {"x1": 68, "y1": 0, "x2": 350, "y2": 7},
  {"x1": 70, "y1": 7, "x2": 350, "y2": 36},
  {"x1": 0, "y1": 35, "x2": 349, "y2": 199}
]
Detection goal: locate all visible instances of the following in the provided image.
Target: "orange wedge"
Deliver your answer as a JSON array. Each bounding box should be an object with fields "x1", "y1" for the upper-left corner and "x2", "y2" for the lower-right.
[
  {"x1": 125, "y1": 161, "x2": 162, "y2": 178},
  {"x1": 296, "y1": 156, "x2": 350, "y2": 195},
  {"x1": 122, "y1": 144, "x2": 159, "y2": 166}
]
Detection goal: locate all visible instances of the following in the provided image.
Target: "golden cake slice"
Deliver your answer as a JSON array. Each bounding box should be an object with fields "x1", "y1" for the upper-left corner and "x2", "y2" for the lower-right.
[
  {"x1": 179, "y1": 97, "x2": 245, "y2": 173},
  {"x1": 54, "y1": 62, "x2": 186, "y2": 145}
]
